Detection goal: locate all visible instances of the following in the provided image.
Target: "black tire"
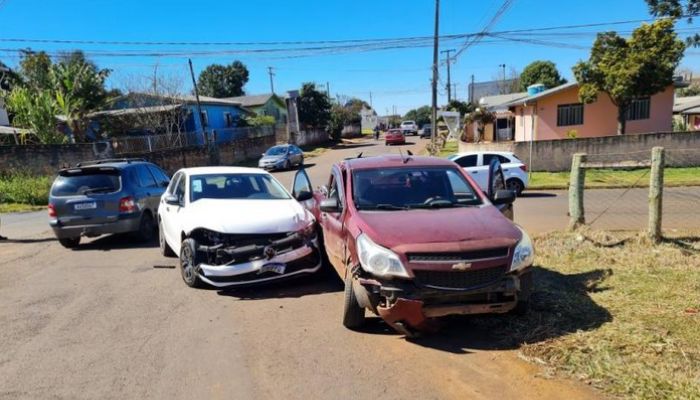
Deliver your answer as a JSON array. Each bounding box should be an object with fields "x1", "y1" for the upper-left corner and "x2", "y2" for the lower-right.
[
  {"x1": 284, "y1": 160, "x2": 292, "y2": 170},
  {"x1": 511, "y1": 270, "x2": 533, "y2": 315},
  {"x1": 299, "y1": 157, "x2": 304, "y2": 167},
  {"x1": 342, "y1": 271, "x2": 366, "y2": 329},
  {"x1": 506, "y1": 179, "x2": 525, "y2": 196},
  {"x1": 135, "y1": 212, "x2": 155, "y2": 242},
  {"x1": 179, "y1": 238, "x2": 205, "y2": 288},
  {"x1": 58, "y1": 237, "x2": 80, "y2": 248},
  {"x1": 159, "y1": 220, "x2": 176, "y2": 257}
]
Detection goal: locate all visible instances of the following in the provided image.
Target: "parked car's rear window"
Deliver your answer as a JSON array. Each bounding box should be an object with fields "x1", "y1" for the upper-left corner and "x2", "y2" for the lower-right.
[
  {"x1": 352, "y1": 167, "x2": 482, "y2": 210},
  {"x1": 189, "y1": 173, "x2": 290, "y2": 202},
  {"x1": 51, "y1": 170, "x2": 121, "y2": 196},
  {"x1": 265, "y1": 146, "x2": 288, "y2": 156}
]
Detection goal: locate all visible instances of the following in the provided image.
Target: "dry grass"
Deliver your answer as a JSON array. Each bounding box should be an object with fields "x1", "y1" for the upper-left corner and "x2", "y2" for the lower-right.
[
  {"x1": 471, "y1": 230, "x2": 700, "y2": 399},
  {"x1": 529, "y1": 168, "x2": 700, "y2": 190}
]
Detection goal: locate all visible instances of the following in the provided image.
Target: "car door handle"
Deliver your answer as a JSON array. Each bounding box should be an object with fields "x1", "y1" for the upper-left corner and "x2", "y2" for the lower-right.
[{"x1": 471, "y1": 171, "x2": 478, "y2": 174}]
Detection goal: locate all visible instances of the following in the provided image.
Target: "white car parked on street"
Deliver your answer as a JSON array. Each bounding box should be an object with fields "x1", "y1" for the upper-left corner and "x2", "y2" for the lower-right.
[
  {"x1": 448, "y1": 151, "x2": 529, "y2": 196},
  {"x1": 158, "y1": 167, "x2": 321, "y2": 288}
]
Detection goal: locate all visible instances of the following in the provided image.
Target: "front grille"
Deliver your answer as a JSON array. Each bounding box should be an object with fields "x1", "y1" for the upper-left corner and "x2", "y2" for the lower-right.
[
  {"x1": 407, "y1": 247, "x2": 509, "y2": 263},
  {"x1": 413, "y1": 266, "x2": 508, "y2": 290}
]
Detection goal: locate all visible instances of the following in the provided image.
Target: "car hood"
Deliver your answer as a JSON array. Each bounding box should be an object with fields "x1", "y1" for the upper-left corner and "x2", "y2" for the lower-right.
[
  {"x1": 354, "y1": 205, "x2": 521, "y2": 251},
  {"x1": 183, "y1": 198, "x2": 312, "y2": 234}
]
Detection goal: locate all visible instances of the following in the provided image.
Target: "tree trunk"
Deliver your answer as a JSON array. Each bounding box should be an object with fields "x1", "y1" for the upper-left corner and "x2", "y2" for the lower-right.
[{"x1": 616, "y1": 105, "x2": 627, "y2": 135}]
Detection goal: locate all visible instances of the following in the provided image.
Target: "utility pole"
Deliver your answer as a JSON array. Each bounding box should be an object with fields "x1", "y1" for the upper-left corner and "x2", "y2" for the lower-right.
[
  {"x1": 430, "y1": 0, "x2": 440, "y2": 147},
  {"x1": 188, "y1": 59, "x2": 207, "y2": 144},
  {"x1": 326, "y1": 82, "x2": 330, "y2": 97},
  {"x1": 499, "y1": 63, "x2": 506, "y2": 94},
  {"x1": 440, "y1": 49, "x2": 455, "y2": 103},
  {"x1": 369, "y1": 92, "x2": 373, "y2": 109},
  {"x1": 267, "y1": 67, "x2": 275, "y2": 94},
  {"x1": 470, "y1": 74, "x2": 475, "y2": 104}
]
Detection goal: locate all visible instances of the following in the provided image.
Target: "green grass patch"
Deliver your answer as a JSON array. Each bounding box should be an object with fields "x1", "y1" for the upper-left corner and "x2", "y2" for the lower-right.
[
  {"x1": 0, "y1": 203, "x2": 45, "y2": 213},
  {"x1": 0, "y1": 174, "x2": 52, "y2": 209},
  {"x1": 529, "y1": 167, "x2": 700, "y2": 190},
  {"x1": 470, "y1": 230, "x2": 700, "y2": 399},
  {"x1": 438, "y1": 140, "x2": 458, "y2": 157}
]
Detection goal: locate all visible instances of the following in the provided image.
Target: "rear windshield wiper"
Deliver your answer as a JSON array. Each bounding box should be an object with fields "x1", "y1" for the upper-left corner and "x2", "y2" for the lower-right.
[{"x1": 82, "y1": 187, "x2": 116, "y2": 195}]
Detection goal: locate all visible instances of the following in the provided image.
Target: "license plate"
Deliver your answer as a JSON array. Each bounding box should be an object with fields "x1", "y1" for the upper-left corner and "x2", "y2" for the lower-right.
[
  {"x1": 259, "y1": 263, "x2": 286, "y2": 275},
  {"x1": 74, "y1": 202, "x2": 97, "y2": 210}
]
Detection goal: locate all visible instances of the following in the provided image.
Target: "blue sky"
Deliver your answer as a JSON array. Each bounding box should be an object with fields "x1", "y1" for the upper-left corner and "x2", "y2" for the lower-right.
[{"x1": 1, "y1": 0, "x2": 698, "y2": 115}]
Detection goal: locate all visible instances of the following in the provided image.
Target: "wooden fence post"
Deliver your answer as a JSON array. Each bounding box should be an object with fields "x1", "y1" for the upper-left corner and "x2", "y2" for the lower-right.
[
  {"x1": 568, "y1": 153, "x2": 586, "y2": 231},
  {"x1": 648, "y1": 147, "x2": 665, "y2": 243}
]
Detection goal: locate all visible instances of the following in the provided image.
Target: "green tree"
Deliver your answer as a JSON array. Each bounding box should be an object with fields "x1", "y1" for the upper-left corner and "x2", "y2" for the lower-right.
[
  {"x1": 297, "y1": 82, "x2": 331, "y2": 130},
  {"x1": 5, "y1": 87, "x2": 64, "y2": 144},
  {"x1": 446, "y1": 100, "x2": 475, "y2": 116},
  {"x1": 404, "y1": 105, "x2": 432, "y2": 126},
  {"x1": 519, "y1": 60, "x2": 567, "y2": 90},
  {"x1": 197, "y1": 61, "x2": 249, "y2": 98},
  {"x1": 18, "y1": 50, "x2": 52, "y2": 91},
  {"x1": 0, "y1": 61, "x2": 21, "y2": 91},
  {"x1": 646, "y1": 0, "x2": 700, "y2": 45},
  {"x1": 678, "y1": 84, "x2": 700, "y2": 96},
  {"x1": 573, "y1": 19, "x2": 685, "y2": 135}
]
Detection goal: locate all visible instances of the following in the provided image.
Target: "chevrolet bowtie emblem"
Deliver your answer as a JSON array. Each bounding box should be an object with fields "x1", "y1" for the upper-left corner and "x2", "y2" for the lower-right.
[{"x1": 451, "y1": 262, "x2": 473, "y2": 271}]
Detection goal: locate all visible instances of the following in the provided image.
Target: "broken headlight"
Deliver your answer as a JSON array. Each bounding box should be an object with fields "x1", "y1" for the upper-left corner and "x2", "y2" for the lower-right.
[
  {"x1": 297, "y1": 221, "x2": 316, "y2": 240},
  {"x1": 201, "y1": 229, "x2": 225, "y2": 245}
]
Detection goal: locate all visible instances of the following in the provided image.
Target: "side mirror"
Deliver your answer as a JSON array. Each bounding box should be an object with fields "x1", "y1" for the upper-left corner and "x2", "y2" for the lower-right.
[
  {"x1": 319, "y1": 198, "x2": 340, "y2": 213},
  {"x1": 164, "y1": 194, "x2": 180, "y2": 206},
  {"x1": 295, "y1": 190, "x2": 313, "y2": 202},
  {"x1": 492, "y1": 189, "x2": 516, "y2": 205}
]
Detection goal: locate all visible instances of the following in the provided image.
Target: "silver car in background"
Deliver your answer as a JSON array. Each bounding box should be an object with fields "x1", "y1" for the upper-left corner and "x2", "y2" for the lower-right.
[{"x1": 258, "y1": 144, "x2": 304, "y2": 171}]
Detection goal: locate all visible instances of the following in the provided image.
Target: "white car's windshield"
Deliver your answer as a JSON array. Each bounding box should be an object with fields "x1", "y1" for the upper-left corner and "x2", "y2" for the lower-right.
[{"x1": 190, "y1": 173, "x2": 290, "y2": 202}]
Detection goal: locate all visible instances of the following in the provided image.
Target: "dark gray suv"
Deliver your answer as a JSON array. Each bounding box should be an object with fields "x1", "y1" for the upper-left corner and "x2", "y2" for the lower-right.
[{"x1": 48, "y1": 158, "x2": 170, "y2": 248}]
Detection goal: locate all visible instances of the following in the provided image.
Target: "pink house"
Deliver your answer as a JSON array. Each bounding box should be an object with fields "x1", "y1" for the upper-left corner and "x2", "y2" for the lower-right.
[{"x1": 503, "y1": 82, "x2": 675, "y2": 141}]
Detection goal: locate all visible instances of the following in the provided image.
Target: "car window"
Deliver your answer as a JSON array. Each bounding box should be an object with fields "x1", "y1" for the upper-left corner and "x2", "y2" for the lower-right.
[
  {"x1": 265, "y1": 146, "x2": 288, "y2": 156},
  {"x1": 136, "y1": 165, "x2": 157, "y2": 188},
  {"x1": 174, "y1": 174, "x2": 186, "y2": 202},
  {"x1": 483, "y1": 154, "x2": 511, "y2": 165},
  {"x1": 455, "y1": 155, "x2": 477, "y2": 168},
  {"x1": 168, "y1": 172, "x2": 182, "y2": 194},
  {"x1": 51, "y1": 169, "x2": 121, "y2": 196},
  {"x1": 189, "y1": 173, "x2": 290, "y2": 202},
  {"x1": 328, "y1": 169, "x2": 345, "y2": 206},
  {"x1": 352, "y1": 167, "x2": 481, "y2": 210},
  {"x1": 147, "y1": 165, "x2": 170, "y2": 187}
]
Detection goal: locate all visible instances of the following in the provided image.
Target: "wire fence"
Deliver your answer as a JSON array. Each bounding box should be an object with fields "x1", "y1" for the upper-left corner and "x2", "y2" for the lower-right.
[{"x1": 571, "y1": 147, "x2": 700, "y2": 236}]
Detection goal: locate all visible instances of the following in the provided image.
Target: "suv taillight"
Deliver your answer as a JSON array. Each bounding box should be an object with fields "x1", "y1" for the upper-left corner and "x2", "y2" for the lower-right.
[
  {"x1": 48, "y1": 204, "x2": 56, "y2": 218},
  {"x1": 519, "y1": 164, "x2": 528, "y2": 172},
  {"x1": 119, "y1": 196, "x2": 136, "y2": 213}
]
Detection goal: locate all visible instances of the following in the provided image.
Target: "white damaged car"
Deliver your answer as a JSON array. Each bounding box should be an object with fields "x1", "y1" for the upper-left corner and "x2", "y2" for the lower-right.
[{"x1": 158, "y1": 167, "x2": 321, "y2": 288}]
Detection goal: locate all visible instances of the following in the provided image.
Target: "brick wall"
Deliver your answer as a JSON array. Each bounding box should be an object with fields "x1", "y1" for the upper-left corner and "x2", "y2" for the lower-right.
[
  {"x1": 458, "y1": 131, "x2": 700, "y2": 172},
  {"x1": 0, "y1": 133, "x2": 277, "y2": 176}
]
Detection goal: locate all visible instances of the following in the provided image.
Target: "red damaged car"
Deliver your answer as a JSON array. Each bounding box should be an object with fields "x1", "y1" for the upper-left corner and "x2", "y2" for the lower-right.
[
  {"x1": 290, "y1": 154, "x2": 534, "y2": 335},
  {"x1": 384, "y1": 129, "x2": 406, "y2": 146}
]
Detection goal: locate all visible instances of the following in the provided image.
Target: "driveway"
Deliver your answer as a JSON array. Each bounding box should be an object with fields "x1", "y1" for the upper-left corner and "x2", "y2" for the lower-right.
[{"x1": 0, "y1": 137, "x2": 602, "y2": 399}]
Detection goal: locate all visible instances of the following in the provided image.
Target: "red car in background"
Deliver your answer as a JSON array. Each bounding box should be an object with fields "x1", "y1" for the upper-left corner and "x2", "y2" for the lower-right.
[
  {"x1": 384, "y1": 129, "x2": 406, "y2": 145},
  {"x1": 289, "y1": 155, "x2": 533, "y2": 336}
]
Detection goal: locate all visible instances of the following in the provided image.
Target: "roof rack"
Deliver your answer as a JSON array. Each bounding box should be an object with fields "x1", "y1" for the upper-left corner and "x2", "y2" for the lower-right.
[{"x1": 76, "y1": 158, "x2": 146, "y2": 167}]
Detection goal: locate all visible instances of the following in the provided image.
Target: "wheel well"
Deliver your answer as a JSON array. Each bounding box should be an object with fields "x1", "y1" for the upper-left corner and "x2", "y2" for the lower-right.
[
  {"x1": 181, "y1": 232, "x2": 187, "y2": 242},
  {"x1": 507, "y1": 177, "x2": 524, "y2": 186}
]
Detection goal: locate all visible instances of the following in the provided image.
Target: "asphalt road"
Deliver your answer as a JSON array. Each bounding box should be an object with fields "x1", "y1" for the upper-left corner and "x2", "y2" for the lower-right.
[{"x1": 2, "y1": 136, "x2": 693, "y2": 399}]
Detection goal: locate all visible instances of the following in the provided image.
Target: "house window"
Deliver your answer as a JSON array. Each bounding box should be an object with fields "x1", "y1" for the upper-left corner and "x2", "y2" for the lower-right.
[
  {"x1": 557, "y1": 103, "x2": 584, "y2": 126},
  {"x1": 627, "y1": 97, "x2": 650, "y2": 121},
  {"x1": 224, "y1": 112, "x2": 233, "y2": 127},
  {"x1": 200, "y1": 110, "x2": 208, "y2": 128}
]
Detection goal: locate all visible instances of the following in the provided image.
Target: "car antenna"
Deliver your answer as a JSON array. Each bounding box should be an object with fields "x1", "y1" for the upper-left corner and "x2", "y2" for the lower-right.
[
  {"x1": 407, "y1": 150, "x2": 413, "y2": 156},
  {"x1": 357, "y1": 152, "x2": 363, "y2": 158}
]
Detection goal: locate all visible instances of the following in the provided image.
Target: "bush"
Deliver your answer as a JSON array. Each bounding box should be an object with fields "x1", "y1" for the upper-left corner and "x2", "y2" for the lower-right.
[{"x1": 0, "y1": 174, "x2": 53, "y2": 206}]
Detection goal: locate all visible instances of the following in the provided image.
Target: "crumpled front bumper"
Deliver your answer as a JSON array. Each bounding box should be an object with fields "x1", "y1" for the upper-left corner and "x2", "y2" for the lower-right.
[
  {"x1": 372, "y1": 273, "x2": 524, "y2": 335},
  {"x1": 196, "y1": 240, "x2": 322, "y2": 288}
]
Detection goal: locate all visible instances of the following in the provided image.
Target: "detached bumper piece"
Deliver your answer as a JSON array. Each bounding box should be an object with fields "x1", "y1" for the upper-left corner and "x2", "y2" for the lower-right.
[{"x1": 372, "y1": 273, "x2": 521, "y2": 335}]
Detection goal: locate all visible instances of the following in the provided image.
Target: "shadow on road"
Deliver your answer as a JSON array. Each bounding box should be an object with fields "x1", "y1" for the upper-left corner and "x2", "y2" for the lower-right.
[
  {"x1": 377, "y1": 266, "x2": 612, "y2": 354},
  {"x1": 332, "y1": 142, "x2": 376, "y2": 151},
  {"x1": 520, "y1": 192, "x2": 558, "y2": 198},
  {"x1": 217, "y1": 269, "x2": 343, "y2": 300},
  {"x1": 0, "y1": 237, "x2": 56, "y2": 244},
  {"x1": 73, "y1": 234, "x2": 158, "y2": 251}
]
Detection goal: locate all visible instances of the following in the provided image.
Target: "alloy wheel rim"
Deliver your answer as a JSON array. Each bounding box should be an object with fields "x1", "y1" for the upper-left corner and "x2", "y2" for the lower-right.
[{"x1": 181, "y1": 245, "x2": 194, "y2": 282}]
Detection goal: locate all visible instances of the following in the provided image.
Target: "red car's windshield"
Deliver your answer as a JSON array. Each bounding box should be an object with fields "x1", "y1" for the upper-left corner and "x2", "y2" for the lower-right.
[{"x1": 352, "y1": 167, "x2": 482, "y2": 210}]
